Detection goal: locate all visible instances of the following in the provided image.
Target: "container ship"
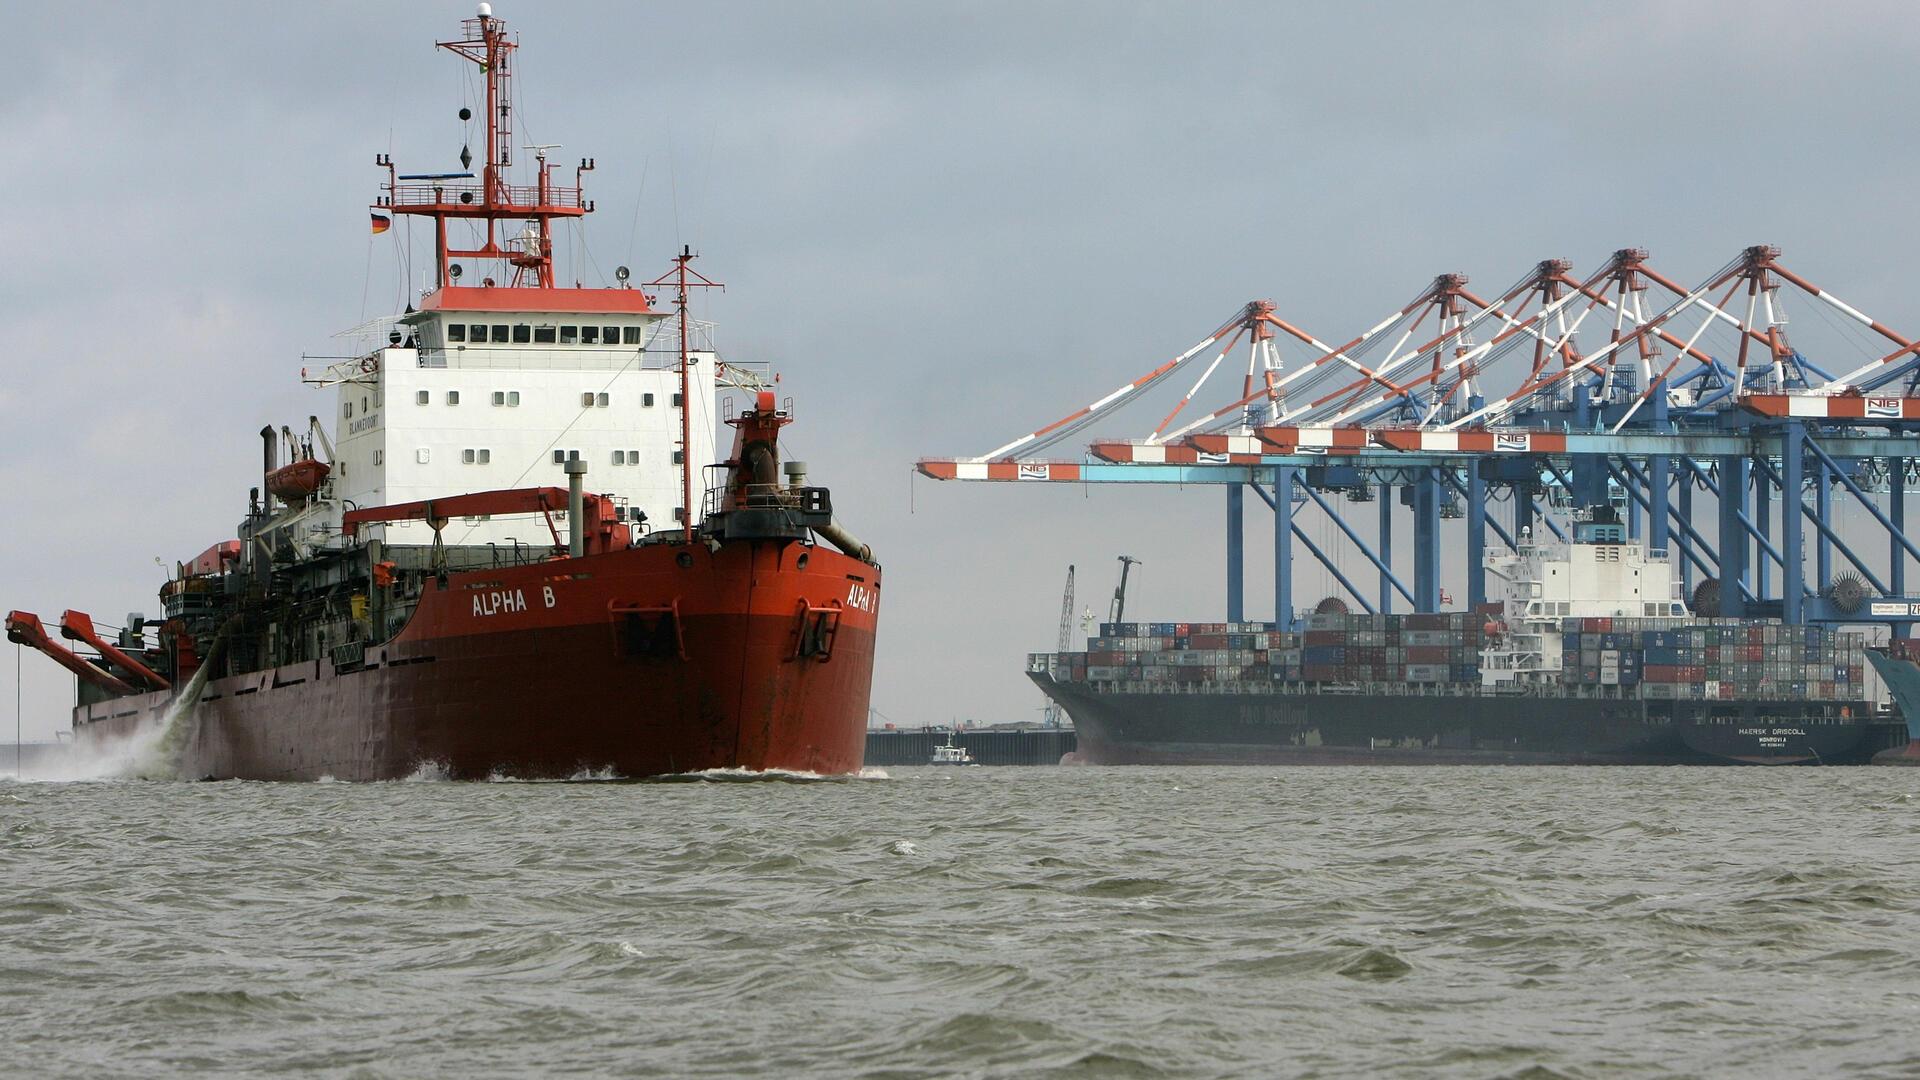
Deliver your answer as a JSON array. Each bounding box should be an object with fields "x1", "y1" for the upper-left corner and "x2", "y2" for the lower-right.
[
  {"x1": 1864, "y1": 642, "x2": 1920, "y2": 765},
  {"x1": 5, "y1": 7, "x2": 880, "y2": 780},
  {"x1": 1032, "y1": 510, "x2": 1905, "y2": 765}
]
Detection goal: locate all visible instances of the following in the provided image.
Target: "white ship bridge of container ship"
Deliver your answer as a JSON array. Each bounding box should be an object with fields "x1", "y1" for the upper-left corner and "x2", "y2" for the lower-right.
[{"x1": 1479, "y1": 511, "x2": 1690, "y2": 687}]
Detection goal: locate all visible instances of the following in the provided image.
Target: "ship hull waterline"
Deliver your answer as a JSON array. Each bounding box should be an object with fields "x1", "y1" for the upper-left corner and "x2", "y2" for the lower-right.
[
  {"x1": 1036, "y1": 675, "x2": 1901, "y2": 767},
  {"x1": 76, "y1": 540, "x2": 878, "y2": 781}
]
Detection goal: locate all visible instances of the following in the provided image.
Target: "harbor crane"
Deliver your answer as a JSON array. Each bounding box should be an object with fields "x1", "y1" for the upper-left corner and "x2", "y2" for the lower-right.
[{"x1": 919, "y1": 246, "x2": 1920, "y2": 638}]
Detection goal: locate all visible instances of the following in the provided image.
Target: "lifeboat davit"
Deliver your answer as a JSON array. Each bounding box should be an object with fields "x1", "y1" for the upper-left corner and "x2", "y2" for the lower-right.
[{"x1": 267, "y1": 458, "x2": 331, "y2": 502}]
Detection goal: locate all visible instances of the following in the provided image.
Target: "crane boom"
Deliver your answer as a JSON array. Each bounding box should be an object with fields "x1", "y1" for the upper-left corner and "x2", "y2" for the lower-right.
[
  {"x1": 1109, "y1": 555, "x2": 1140, "y2": 624},
  {"x1": 1043, "y1": 565, "x2": 1075, "y2": 728}
]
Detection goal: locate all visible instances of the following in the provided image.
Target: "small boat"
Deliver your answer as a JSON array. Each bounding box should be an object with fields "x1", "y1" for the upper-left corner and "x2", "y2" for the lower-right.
[{"x1": 930, "y1": 731, "x2": 977, "y2": 766}]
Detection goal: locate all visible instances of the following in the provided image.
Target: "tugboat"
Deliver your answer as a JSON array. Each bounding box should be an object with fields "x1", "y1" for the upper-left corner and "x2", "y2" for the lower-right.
[
  {"x1": 5, "y1": 6, "x2": 880, "y2": 780},
  {"x1": 929, "y1": 731, "x2": 978, "y2": 767}
]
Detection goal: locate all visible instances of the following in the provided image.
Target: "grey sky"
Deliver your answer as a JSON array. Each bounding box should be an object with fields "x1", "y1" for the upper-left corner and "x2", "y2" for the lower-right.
[{"x1": 4, "y1": 2, "x2": 1918, "y2": 739}]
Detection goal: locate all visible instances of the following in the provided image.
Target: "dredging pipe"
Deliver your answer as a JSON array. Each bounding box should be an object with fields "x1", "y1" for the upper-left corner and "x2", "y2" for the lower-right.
[{"x1": 783, "y1": 460, "x2": 873, "y2": 563}]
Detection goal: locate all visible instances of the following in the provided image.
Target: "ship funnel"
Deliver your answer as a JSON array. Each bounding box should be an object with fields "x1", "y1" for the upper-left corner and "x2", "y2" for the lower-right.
[{"x1": 564, "y1": 459, "x2": 588, "y2": 558}]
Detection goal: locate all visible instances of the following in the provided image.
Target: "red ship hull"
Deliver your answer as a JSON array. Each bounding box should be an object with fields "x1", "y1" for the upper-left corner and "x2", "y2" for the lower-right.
[{"x1": 73, "y1": 539, "x2": 878, "y2": 780}]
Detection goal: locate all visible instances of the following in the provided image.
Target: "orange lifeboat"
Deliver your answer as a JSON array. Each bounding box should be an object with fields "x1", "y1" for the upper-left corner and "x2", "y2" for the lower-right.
[{"x1": 267, "y1": 458, "x2": 331, "y2": 503}]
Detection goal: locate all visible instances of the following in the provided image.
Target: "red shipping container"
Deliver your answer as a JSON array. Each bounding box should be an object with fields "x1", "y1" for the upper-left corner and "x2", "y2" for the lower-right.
[
  {"x1": 1191, "y1": 634, "x2": 1229, "y2": 649},
  {"x1": 1407, "y1": 645, "x2": 1450, "y2": 663},
  {"x1": 1304, "y1": 630, "x2": 1347, "y2": 646}
]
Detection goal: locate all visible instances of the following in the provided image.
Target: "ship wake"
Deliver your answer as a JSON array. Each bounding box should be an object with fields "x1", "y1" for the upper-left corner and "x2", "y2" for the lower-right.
[{"x1": 17, "y1": 659, "x2": 218, "y2": 782}]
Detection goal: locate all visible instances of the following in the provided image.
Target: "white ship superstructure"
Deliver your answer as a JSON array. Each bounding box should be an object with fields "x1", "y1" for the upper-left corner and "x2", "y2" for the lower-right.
[
  {"x1": 1479, "y1": 509, "x2": 1690, "y2": 686},
  {"x1": 321, "y1": 292, "x2": 717, "y2": 547}
]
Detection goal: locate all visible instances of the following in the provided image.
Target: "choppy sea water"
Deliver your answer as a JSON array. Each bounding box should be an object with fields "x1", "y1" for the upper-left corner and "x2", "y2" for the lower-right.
[{"x1": 3, "y1": 766, "x2": 1919, "y2": 1079}]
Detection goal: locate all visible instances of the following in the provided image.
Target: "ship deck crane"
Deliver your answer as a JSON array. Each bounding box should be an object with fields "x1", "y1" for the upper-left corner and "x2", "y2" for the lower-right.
[
  {"x1": 1043, "y1": 566, "x2": 1075, "y2": 728},
  {"x1": 1109, "y1": 556, "x2": 1140, "y2": 625}
]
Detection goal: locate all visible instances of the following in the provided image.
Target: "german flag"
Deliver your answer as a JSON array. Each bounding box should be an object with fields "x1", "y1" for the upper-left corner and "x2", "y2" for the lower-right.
[{"x1": 370, "y1": 212, "x2": 392, "y2": 235}]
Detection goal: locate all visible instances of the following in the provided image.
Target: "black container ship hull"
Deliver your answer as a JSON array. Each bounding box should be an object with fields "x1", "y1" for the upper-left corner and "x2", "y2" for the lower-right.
[{"x1": 1035, "y1": 675, "x2": 1903, "y2": 766}]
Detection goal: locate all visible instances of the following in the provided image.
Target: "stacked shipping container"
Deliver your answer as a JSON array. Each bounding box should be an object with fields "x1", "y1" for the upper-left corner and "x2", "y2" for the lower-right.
[
  {"x1": 1026, "y1": 613, "x2": 1868, "y2": 703},
  {"x1": 1031, "y1": 614, "x2": 1484, "y2": 688},
  {"x1": 1559, "y1": 618, "x2": 1866, "y2": 701}
]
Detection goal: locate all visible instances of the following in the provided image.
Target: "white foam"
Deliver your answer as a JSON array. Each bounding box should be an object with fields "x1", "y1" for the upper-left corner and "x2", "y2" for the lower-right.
[
  {"x1": 402, "y1": 759, "x2": 452, "y2": 782},
  {"x1": 888, "y1": 839, "x2": 918, "y2": 855}
]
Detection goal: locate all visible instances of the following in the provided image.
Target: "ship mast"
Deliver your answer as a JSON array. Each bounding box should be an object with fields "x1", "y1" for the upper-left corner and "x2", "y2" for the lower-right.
[
  {"x1": 648, "y1": 248, "x2": 723, "y2": 542},
  {"x1": 372, "y1": 4, "x2": 595, "y2": 292}
]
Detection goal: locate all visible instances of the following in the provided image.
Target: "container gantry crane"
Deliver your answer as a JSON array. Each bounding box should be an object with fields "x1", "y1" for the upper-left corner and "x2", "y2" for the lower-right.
[{"x1": 919, "y1": 246, "x2": 1920, "y2": 638}]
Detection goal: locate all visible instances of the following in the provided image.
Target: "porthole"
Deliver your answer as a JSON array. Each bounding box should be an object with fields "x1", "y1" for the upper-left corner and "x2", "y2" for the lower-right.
[{"x1": 676, "y1": 552, "x2": 695, "y2": 568}]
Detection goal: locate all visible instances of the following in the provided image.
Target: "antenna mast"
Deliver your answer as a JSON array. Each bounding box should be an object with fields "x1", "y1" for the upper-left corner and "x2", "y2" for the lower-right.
[
  {"x1": 646, "y1": 247, "x2": 723, "y2": 542},
  {"x1": 372, "y1": 6, "x2": 595, "y2": 292}
]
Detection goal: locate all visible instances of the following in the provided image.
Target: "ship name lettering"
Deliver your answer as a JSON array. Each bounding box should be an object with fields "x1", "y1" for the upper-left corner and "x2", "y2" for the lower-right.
[
  {"x1": 543, "y1": 586, "x2": 556, "y2": 609},
  {"x1": 349, "y1": 412, "x2": 380, "y2": 435},
  {"x1": 472, "y1": 589, "x2": 529, "y2": 617},
  {"x1": 845, "y1": 583, "x2": 876, "y2": 613}
]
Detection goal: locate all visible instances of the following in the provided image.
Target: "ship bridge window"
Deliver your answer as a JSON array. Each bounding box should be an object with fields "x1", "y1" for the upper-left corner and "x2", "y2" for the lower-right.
[
  {"x1": 447, "y1": 390, "x2": 460, "y2": 405},
  {"x1": 672, "y1": 450, "x2": 685, "y2": 465},
  {"x1": 344, "y1": 401, "x2": 353, "y2": 418},
  {"x1": 491, "y1": 325, "x2": 508, "y2": 342},
  {"x1": 643, "y1": 393, "x2": 655, "y2": 407},
  {"x1": 581, "y1": 326, "x2": 600, "y2": 345},
  {"x1": 416, "y1": 390, "x2": 429, "y2": 405},
  {"x1": 469, "y1": 324, "x2": 487, "y2": 342},
  {"x1": 552, "y1": 449, "x2": 583, "y2": 464},
  {"x1": 534, "y1": 326, "x2": 557, "y2": 344},
  {"x1": 613, "y1": 450, "x2": 625, "y2": 465},
  {"x1": 513, "y1": 324, "x2": 531, "y2": 344},
  {"x1": 560, "y1": 325, "x2": 579, "y2": 345},
  {"x1": 447, "y1": 324, "x2": 466, "y2": 343},
  {"x1": 622, "y1": 326, "x2": 643, "y2": 345}
]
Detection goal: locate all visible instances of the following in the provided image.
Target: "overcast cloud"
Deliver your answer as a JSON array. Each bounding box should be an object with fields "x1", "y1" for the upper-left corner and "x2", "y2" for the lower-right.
[{"x1": 4, "y1": 2, "x2": 1919, "y2": 739}]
